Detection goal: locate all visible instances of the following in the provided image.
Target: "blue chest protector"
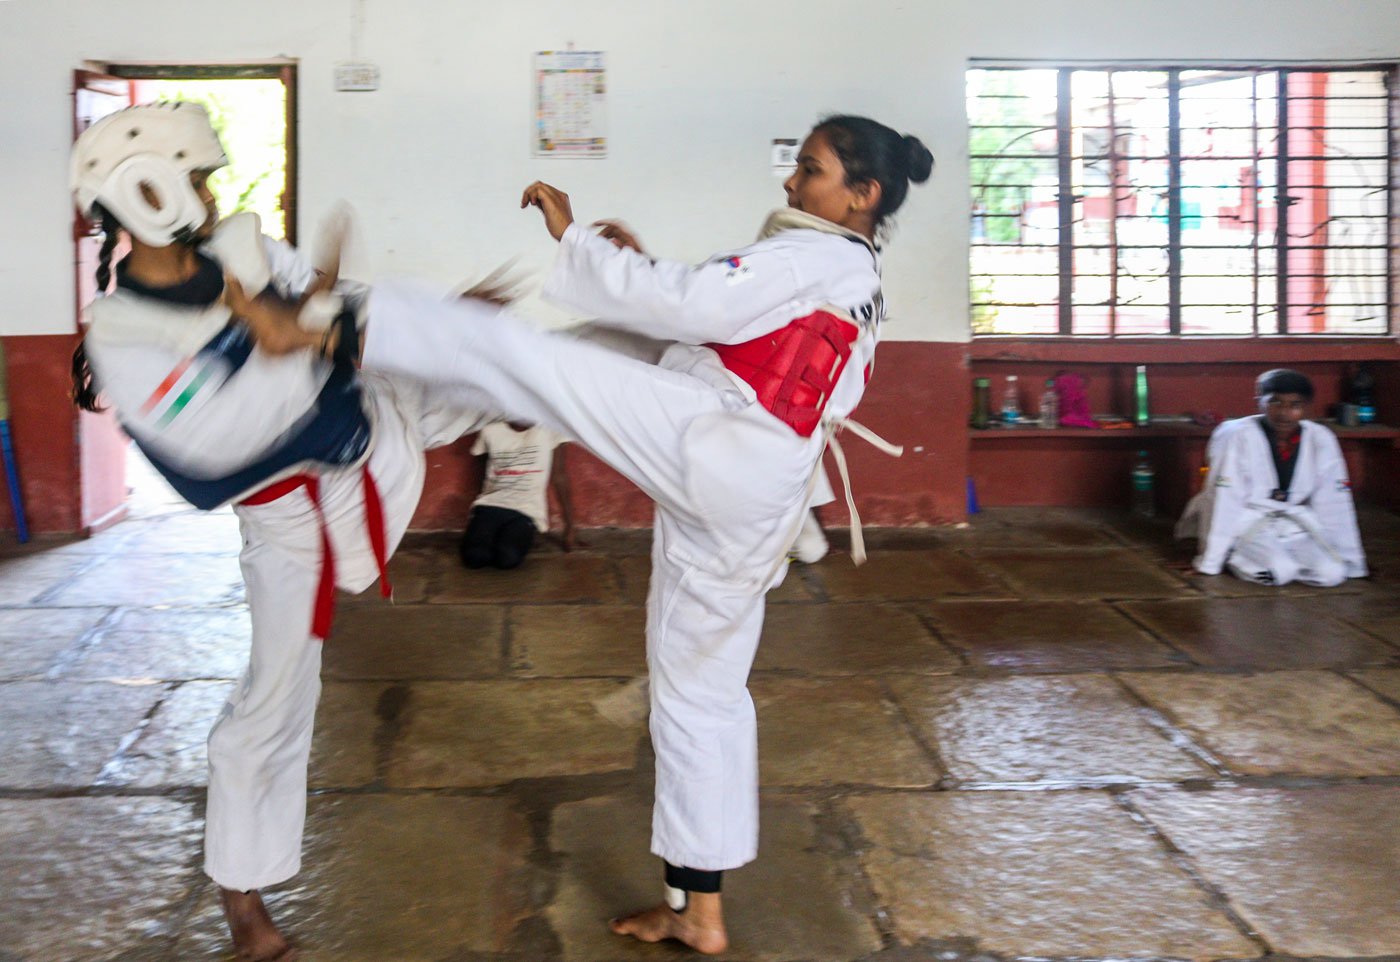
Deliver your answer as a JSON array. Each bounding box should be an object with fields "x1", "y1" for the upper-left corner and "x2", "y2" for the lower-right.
[{"x1": 130, "y1": 322, "x2": 372, "y2": 510}]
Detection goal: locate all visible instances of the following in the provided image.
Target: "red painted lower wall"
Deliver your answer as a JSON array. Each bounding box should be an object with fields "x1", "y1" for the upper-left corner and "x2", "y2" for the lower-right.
[
  {"x1": 5, "y1": 332, "x2": 1396, "y2": 537},
  {"x1": 1, "y1": 335, "x2": 129, "y2": 538},
  {"x1": 0, "y1": 336, "x2": 83, "y2": 535}
]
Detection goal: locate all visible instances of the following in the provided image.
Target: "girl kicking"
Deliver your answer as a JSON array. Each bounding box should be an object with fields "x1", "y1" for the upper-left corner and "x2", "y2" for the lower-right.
[{"x1": 229, "y1": 114, "x2": 930, "y2": 953}]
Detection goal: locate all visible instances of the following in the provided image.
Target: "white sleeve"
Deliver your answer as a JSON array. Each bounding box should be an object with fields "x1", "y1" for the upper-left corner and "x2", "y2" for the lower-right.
[
  {"x1": 470, "y1": 432, "x2": 489, "y2": 457},
  {"x1": 1194, "y1": 426, "x2": 1251, "y2": 575},
  {"x1": 261, "y1": 236, "x2": 319, "y2": 299},
  {"x1": 1306, "y1": 431, "x2": 1368, "y2": 577},
  {"x1": 261, "y1": 236, "x2": 370, "y2": 304},
  {"x1": 1177, "y1": 421, "x2": 1231, "y2": 541},
  {"x1": 541, "y1": 223, "x2": 815, "y2": 344}
]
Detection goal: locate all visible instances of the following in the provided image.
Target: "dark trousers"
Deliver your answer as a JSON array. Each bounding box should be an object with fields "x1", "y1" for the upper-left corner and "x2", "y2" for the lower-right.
[{"x1": 460, "y1": 505, "x2": 537, "y2": 570}]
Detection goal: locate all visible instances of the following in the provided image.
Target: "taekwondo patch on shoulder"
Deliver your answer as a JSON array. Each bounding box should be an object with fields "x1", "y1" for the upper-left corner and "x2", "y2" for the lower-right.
[
  {"x1": 723, "y1": 256, "x2": 754, "y2": 286},
  {"x1": 1337, "y1": 478, "x2": 1352, "y2": 491}
]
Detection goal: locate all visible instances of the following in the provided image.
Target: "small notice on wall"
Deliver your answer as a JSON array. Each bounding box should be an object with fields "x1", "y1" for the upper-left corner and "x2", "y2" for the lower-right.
[
  {"x1": 771, "y1": 138, "x2": 799, "y2": 177},
  {"x1": 534, "y1": 50, "x2": 607, "y2": 158}
]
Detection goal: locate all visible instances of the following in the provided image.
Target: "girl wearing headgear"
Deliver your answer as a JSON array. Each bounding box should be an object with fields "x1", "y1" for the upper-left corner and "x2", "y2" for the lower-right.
[
  {"x1": 1177, "y1": 368, "x2": 1367, "y2": 586},
  {"x1": 230, "y1": 114, "x2": 932, "y2": 953},
  {"x1": 69, "y1": 102, "x2": 492, "y2": 961}
]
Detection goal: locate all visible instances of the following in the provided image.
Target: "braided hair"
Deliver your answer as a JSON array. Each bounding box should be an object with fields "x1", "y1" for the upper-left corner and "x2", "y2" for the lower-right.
[{"x1": 71, "y1": 206, "x2": 122, "y2": 412}]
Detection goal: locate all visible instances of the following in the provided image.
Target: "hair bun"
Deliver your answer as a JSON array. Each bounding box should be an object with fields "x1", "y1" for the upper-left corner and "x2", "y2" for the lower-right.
[{"x1": 903, "y1": 134, "x2": 934, "y2": 184}]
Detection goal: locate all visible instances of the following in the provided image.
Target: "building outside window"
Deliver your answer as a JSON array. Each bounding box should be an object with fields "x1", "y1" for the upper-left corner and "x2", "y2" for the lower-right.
[{"x1": 968, "y1": 64, "x2": 1397, "y2": 337}]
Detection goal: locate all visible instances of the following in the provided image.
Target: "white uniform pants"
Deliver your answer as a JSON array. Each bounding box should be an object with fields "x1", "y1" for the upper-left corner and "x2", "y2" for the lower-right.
[
  {"x1": 1226, "y1": 514, "x2": 1348, "y2": 587},
  {"x1": 204, "y1": 529, "x2": 322, "y2": 891},
  {"x1": 205, "y1": 375, "x2": 486, "y2": 891},
  {"x1": 362, "y1": 283, "x2": 819, "y2": 870}
]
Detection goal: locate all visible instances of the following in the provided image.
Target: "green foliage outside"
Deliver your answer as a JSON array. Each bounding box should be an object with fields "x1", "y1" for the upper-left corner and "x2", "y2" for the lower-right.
[
  {"x1": 142, "y1": 79, "x2": 288, "y2": 239},
  {"x1": 968, "y1": 70, "x2": 1055, "y2": 246},
  {"x1": 968, "y1": 69, "x2": 1059, "y2": 334},
  {"x1": 970, "y1": 276, "x2": 999, "y2": 335}
]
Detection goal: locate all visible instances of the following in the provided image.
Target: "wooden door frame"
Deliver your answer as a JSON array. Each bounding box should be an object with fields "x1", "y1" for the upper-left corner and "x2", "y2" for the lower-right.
[{"x1": 102, "y1": 62, "x2": 299, "y2": 244}]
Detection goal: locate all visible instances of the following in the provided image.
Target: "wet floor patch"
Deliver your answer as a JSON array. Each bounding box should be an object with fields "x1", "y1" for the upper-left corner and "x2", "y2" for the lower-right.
[{"x1": 2, "y1": 504, "x2": 1397, "y2": 961}]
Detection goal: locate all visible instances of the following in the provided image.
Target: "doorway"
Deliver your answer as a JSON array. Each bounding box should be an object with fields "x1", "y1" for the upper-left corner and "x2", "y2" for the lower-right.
[{"x1": 73, "y1": 64, "x2": 297, "y2": 531}]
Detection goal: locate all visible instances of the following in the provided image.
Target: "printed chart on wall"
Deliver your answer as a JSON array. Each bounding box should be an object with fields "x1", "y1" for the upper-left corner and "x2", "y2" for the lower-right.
[{"x1": 534, "y1": 50, "x2": 607, "y2": 158}]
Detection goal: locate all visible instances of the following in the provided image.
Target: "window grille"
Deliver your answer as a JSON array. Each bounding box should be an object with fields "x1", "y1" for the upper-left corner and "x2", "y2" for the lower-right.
[{"x1": 968, "y1": 65, "x2": 1396, "y2": 336}]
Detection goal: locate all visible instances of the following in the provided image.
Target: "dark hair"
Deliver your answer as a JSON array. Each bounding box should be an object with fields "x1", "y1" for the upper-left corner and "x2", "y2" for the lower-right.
[
  {"x1": 71, "y1": 206, "x2": 122, "y2": 413},
  {"x1": 1256, "y1": 368, "x2": 1314, "y2": 401},
  {"x1": 812, "y1": 115, "x2": 933, "y2": 228},
  {"x1": 93, "y1": 205, "x2": 121, "y2": 295}
]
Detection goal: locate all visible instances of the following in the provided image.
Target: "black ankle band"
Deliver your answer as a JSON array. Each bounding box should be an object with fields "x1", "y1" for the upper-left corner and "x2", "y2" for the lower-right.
[{"x1": 664, "y1": 862, "x2": 722, "y2": 894}]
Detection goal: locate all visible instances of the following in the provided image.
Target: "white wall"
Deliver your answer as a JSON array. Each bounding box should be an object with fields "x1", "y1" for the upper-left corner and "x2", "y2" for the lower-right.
[{"x1": 1, "y1": 0, "x2": 1396, "y2": 338}]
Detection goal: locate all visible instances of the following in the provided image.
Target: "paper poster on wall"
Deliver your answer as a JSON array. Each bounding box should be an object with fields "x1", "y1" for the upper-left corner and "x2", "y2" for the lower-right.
[
  {"x1": 771, "y1": 138, "x2": 798, "y2": 177},
  {"x1": 534, "y1": 50, "x2": 607, "y2": 158}
]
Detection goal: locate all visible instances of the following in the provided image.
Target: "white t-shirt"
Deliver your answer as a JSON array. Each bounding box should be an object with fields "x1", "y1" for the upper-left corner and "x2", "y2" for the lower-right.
[{"x1": 470, "y1": 423, "x2": 562, "y2": 531}]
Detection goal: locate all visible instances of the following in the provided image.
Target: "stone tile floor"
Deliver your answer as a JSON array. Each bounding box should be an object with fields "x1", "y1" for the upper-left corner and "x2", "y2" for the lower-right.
[{"x1": 1, "y1": 486, "x2": 1399, "y2": 961}]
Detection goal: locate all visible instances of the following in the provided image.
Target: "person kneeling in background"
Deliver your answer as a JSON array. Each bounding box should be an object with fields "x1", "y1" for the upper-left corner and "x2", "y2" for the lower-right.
[
  {"x1": 461, "y1": 420, "x2": 574, "y2": 569},
  {"x1": 1176, "y1": 368, "x2": 1367, "y2": 587}
]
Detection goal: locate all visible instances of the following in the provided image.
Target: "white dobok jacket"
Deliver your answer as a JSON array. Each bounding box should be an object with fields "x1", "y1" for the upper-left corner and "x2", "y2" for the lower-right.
[
  {"x1": 84, "y1": 229, "x2": 482, "y2": 591},
  {"x1": 545, "y1": 209, "x2": 884, "y2": 428},
  {"x1": 1177, "y1": 415, "x2": 1367, "y2": 578}
]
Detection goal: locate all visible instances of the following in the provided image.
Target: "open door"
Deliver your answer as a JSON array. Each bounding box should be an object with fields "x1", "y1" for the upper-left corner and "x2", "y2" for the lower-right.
[{"x1": 73, "y1": 70, "x2": 134, "y2": 533}]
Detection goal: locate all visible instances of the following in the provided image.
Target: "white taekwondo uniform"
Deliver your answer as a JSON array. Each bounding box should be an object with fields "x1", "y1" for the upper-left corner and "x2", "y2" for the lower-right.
[
  {"x1": 83, "y1": 229, "x2": 488, "y2": 891},
  {"x1": 360, "y1": 209, "x2": 887, "y2": 871},
  {"x1": 1177, "y1": 415, "x2": 1367, "y2": 587}
]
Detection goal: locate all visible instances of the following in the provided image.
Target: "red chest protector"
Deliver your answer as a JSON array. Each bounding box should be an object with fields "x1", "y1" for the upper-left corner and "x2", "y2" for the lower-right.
[{"x1": 706, "y1": 309, "x2": 859, "y2": 438}]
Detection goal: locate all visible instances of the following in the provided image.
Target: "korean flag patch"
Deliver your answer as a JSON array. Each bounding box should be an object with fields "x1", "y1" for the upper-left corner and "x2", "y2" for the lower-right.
[{"x1": 723, "y1": 256, "x2": 754, "y2": 286}]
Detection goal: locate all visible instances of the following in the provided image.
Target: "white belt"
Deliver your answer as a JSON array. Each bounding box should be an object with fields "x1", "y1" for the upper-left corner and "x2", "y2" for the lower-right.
[
  {"x1": 1236, "y1": 508, "x2": 1344, "y2": 567},
  {"x1": 825, "y1": 417, "x2": 904, "y2": 565},
  {"x1": 759, "y1": 416, "x2": 903, "y2": 588}
]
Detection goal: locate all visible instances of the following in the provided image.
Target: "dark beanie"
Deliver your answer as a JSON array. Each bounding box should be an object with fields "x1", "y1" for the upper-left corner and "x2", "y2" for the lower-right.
[{"x1": 1255, "y1": 368, "x2": 1314, "y2": 400}]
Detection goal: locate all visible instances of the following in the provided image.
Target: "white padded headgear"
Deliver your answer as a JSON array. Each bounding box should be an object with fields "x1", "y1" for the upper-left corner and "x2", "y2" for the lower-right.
[{"x1": 69, "y1": 102, "x2": 228, "y2": 246}]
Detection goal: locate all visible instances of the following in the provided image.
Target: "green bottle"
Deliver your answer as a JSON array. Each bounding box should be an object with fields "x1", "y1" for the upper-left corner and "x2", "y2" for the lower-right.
[
  {"x1": 971, "y1": 377, "x2": 991, "y2": 429},
  {"x1": 1134, "y1": 365, "x2": 1151, "y2": 427}
]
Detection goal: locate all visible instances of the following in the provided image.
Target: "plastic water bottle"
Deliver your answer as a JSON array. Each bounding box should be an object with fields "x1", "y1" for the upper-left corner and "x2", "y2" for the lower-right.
[
  {"x1": 1132, "y1": 450, "x2": 1155, "y2": 518},
  {"x1": 1039, "y1": 378, "x2": 1059, "y2": 429},
  {"x1": 1134, "y1": 365, "x2": 1151, "y2": 427},
  {"x1": 1349, "y1": 365, "x2": 1377, "y2": 424},
  {"x1": 1001, "y1": 375, "x2": 1021, "y2": 424}
]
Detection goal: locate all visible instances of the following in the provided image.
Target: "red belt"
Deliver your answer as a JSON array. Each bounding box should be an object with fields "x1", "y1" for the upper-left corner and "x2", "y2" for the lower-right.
[{"x1": 240, "y1": 465, "x2": 392, "y2": 640}]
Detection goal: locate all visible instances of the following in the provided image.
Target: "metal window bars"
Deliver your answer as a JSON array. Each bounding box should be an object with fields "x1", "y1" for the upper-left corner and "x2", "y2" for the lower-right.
[{"x1": 967, "y1": 65, "x2": 1396, "y2": 337}]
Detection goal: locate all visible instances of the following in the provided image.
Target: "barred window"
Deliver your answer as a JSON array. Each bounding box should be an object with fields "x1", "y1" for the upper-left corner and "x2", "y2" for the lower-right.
[{"x1": 968, "y1": 65, "x2": 1397, "y2": 336}]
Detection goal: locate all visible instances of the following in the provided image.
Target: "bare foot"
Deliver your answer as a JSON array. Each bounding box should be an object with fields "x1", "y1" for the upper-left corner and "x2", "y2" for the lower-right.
[
  {"x1": 609, "y1": 892, "x2": 728, "y2": 955},
  {"x1": 221, "y1": 888, "x2": 298, "y2": 961}
]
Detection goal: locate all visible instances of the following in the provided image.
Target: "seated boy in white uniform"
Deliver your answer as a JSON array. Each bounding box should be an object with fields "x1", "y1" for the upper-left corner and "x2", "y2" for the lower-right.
[
  {"x1": 1176, "y1": 368, "x2": 1367, "y2": 586},
  {"x1": 461, "y1": 421, "x2": 574, "y2": 568}
]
